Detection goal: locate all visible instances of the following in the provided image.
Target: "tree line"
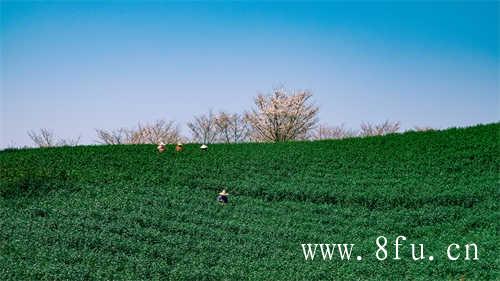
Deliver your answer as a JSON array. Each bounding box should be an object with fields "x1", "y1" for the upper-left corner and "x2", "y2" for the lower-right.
[{"x1": 27, "y1": 88, "x2": 432, "y2": 147}]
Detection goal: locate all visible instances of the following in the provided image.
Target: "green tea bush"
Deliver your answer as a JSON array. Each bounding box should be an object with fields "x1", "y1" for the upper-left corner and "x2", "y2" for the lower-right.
[{"x1": 0, "y1": 123, "x2": 498, "y2": 280}]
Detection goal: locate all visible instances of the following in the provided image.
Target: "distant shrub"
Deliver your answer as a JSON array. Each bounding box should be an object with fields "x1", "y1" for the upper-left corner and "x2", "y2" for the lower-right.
[
  {"x1": 359, "y1": 120, "x2": 400, "y2": 136},
  {"x1": 411, "y1": 126, "x2": 435, "y2": 132},
  {"x1": 313, "y1": 123, "x2": 357, "y2": 140}
]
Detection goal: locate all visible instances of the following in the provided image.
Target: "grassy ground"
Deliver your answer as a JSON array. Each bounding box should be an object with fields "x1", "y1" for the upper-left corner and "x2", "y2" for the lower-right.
[{"x1": 1, "y1": 123, "x2": 498, "y2": 280}]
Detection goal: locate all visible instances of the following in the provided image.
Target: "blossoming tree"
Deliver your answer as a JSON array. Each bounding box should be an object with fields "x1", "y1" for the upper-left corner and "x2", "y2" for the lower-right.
[{"x1": 245, "y1": 89, "x2": 319, "y2": 142}]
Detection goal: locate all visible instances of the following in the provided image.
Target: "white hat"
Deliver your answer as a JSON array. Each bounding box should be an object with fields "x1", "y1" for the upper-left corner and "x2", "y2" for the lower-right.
[
  {"x1": 218, "y1": 189, "x2": 229, "y2": 196},
  {"x1": 200, "y1": 144, "x2": 208, "y2": 149}
]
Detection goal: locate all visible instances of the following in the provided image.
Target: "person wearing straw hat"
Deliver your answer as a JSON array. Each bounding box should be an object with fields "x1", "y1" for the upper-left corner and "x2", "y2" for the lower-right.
[
  {"x1": 200, "y1": 144, "x2": 208, "y2": 151},
  {"x1": 175, "y1": 143, "x2": 183, "y2": 152},
  {"x1": 217, "y1": 189, "x2": 229, "y2": 204},
  {"x1": 157, "y1": 142, "x2": 166, "y2": 153}
]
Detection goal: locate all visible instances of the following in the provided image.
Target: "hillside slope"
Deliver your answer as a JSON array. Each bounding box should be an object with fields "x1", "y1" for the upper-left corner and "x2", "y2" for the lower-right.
[{"x1": 1, "y1": 123, "x2": 499, "y2": 280}]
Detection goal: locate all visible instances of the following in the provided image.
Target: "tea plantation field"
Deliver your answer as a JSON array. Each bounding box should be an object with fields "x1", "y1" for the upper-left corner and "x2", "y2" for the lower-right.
[{"x1": 1, "y1": 123, "x2": 498, "y2": 280}]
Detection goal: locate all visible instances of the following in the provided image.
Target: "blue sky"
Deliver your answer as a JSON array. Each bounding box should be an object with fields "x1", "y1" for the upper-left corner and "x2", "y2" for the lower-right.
[{"x1": 1, "y1": 1, "x2": 498, "y2": 147}]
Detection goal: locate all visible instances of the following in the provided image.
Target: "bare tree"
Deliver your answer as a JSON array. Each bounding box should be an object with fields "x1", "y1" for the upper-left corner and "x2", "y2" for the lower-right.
[
  {"x1": 134, "y1": 120, "x2": 182, "y2": 144},
  {"x1": 314, "y1": 123, "x2": 357, "y2": 140},
  {"x1": 245, "y1": 88, "x2": 319, "y2": 142},
  {"x1": 187, "y1": 111, "x2": 218, "y2": 144},
  {"x1": 96, "y1": 119, "x2": 182, "y2": 145},
  {"x1": 28, "y1": 129, "x2": 56, "y2": 147},
  {"x1": 359, "y1": 120, "x2": 400, "y2": 137},
  {"x1": 57, "y1": 136, "x2": 81, "y2": 146},
  {"x1": 214, "y1": 112, "x2": 250, "y2": 143},
  {"x1": 28, "y1": 128, "x2": 81, "y2": 147},
  {"x1": 95, "y1": 128, "x2": 133, "y2": 144}
]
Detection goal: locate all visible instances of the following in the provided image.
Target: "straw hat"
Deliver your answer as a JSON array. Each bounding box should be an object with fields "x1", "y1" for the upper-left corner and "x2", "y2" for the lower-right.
[
  {"x1": 218, "y1": 189, "x2": 229, "y2": 196},
  {"x1": 200, "y1": 144, "x2": 208, "y2": 150},
  {"x1": 177, "y1": 143, "x2": 183, "y2": 146},
  {"x1": 157, "y1": 142, "x2": 166, "y2": 152}
]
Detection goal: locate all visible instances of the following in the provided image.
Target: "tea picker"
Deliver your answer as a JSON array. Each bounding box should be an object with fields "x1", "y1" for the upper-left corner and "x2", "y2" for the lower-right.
[
  {"x1": 175, "y1": 143, "x2": 183, "y2": 152},
  {"x1": 157, "y1": 142, "x2": 166, "y2": 153},
  {"x1": 200, "y1": 144, "x2": 208, "y2": 151},
  {"x1": 217, "y1": 189, "x2": 229, "y2": 204}
]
